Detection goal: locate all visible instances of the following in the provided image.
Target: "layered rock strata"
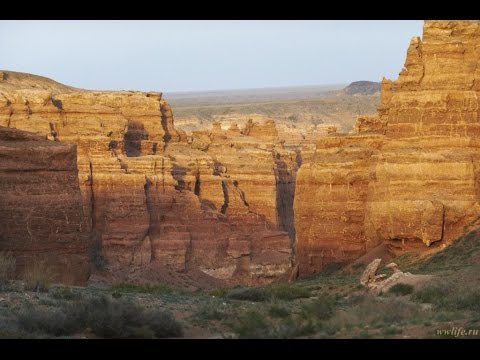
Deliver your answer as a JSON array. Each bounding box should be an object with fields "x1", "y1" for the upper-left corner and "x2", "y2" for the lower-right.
[
  {"x1": 295, "y1": 20, "x2": 480, "y2": 274},
  {"x1": 0, "y1": 72, "x2": 295, "y2": 284},
  {"x1": 0, "y1": 126, "x2": 90, "y2": 285}
]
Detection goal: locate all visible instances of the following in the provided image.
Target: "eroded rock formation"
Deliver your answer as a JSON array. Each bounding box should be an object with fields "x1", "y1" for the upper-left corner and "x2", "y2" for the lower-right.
[
  {"x1": 295, "y1": 20, "x2": 480, "y2": 274},
  {"x1": 360, "y1": 259, "x2": 432, "y2": 295},
  {"x1": 3, "y1": 20, "x2": 478, "y2": 285},
  {"x1": 0, "y1": 126, "x2": 90, "y2": 285},
  {"x1": 0, "y1": 73, "x2": 295, "y2": 285}
]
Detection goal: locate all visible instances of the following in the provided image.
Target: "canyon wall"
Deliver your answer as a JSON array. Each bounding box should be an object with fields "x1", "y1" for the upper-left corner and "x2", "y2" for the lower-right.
[
  {"x1": 295, "y1": 20, "x2": 480, "y2": 274},
  {"x1": 0, "y1": 126, "x2": 90, "y2": 285},
  {"x1": 0, "y1": 72, "x2": 294, "y2": 285},
  {"x1": 4, "y1": 19, "x2": 477, "y2": 283}
]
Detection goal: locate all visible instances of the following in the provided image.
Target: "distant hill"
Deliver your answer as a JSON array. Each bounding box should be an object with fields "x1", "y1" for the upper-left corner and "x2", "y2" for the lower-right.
[
  {"x1": 340, "y1": 81, "x2": 380, "y2": 96},
  {"x1": 0, "y1": 70, "x2": 79, "y2": 93}
]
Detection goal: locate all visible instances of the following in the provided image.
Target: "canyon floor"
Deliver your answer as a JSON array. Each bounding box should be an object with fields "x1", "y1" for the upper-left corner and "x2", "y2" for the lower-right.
[{"x1": 1, "y1": 228, "x2": 479, "y2": 339}]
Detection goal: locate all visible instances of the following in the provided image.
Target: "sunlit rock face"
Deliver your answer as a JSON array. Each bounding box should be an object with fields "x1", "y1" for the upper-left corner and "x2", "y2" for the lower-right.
[
  {"x1": 0, "y1": 72, "x2": 295, "y2": 285},
  {"x1": 295, "y1": 20, "x2": 480, "y2": 274}
]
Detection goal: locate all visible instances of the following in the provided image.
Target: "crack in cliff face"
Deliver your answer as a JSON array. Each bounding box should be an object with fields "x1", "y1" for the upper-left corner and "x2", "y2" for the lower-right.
[
  {"x1": 7, "y1": 110, "x2": 12, "y2": 128},
  {"x1": 273, "y1": 151, "x2": 298, "y2": 246},
  {"x1": 89, "y1": 161, "x2": 96, "y2": 230},
  {"x1": 194, "y1": 173, "x2": 201, "y2": 196},
  {"x1": 161, "y1": 158, "x2": 165, "y2": 193},
  {"x1": 143, "y1": 177, "x2": 155, "y2": 238},
  {"x1": 233, "y1": 180, "x2": 249, "y2": 207},
  {"x1": 220, "y1": 179, "x2": 229, "y2": 215},
  {"x1": 160, "y1": 104, "x2": 172, "y2": 147}
]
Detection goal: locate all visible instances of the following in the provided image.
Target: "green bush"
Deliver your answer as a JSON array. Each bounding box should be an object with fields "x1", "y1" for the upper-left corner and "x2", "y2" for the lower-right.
[
  {"x1": 268, "y1": 284, "x2": 311, "y2": 301},
  {"x1": 302, "y1": 294, "x2": 337, "y2": 320},
  {"x1": 226, "y1": 284, "x2": 310, "y2": 303},
  {"x1": 16, "y1": 295, "x2": 183, "y2": 338},
  {"x1": 51, "y1": 286, "x2": 78, "y2": 300},
  {"x1": 146, "y1": 309, "x2": 183, "y2": 338},
  {"x1": 268, "y1": 305, "x2": 290, "y2": 318},
  {"x1": 208, "y1": 288, "x2": 229, "y2": 298},
  {"x1": 226, "y1": 288, "x2": 270, "y2": 302},
  {"x1": 17, "y1": 307, "x2": 82, "y2": 336},
  {"x1": 388, "y1": 283, "x2": 414, "y2": 296},
  {"x1": 412, "y1": 283, "x2": 449, "y2": 304},
  {"x1": 232, "y1": 310, "x2": 271, "y2": 338},
  {"x1": 194, "y1": 304, "x2": 227, "y2": 322},
  {"x1": 270, "y1": 318, "x2": 316, "y2": 338}
]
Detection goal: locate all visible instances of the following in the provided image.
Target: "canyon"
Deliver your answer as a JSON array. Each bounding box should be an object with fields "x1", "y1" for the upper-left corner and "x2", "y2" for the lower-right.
[{"x1": 1, "y1": 20, "x2": 480, "y2": 287}]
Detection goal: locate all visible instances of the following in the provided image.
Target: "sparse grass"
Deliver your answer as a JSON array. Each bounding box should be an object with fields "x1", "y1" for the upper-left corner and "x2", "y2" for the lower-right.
[
  {"x1": 388, "y1": 283, "x2": 414, "y2": 296},
  {"x1": 268, "y1": 305, "x2": 290, "y2": 318},
  {"x1": 51, "y1": 286, "x2": 78, "y2": 300},
  {"x1": 193, "y1": 303, "x2": 227, "y2": 323},
  {"x1": 351, "y1": 263, "x2": 365, "y2": 272},
  {"x1": 267, "y1": 283, "x2": 311, "y2": 301},
  {"x1": 232, "y1": 310, "x2": 270, "y2": 338},
  {"x1": 301, "y1": 294, "x2": 337, "y2": 321},
  {"x1": 407, "y1": 230, "x2": 480, "y2": 274},
  {"x1": 270, "y1": 318, "x2": 316, "y2": 338},
  {"x1": 3, "y1": 227, "x2": 480, "y2": 339},
  {"x1": 208, "y1": 288, "x2": 228, "y2": 298},
  {"x1": 413, "y1": 273, "x2": 480, "y2": 313},
  {"x1": 16, "y1": 295, "x2": 183, "y2": 338},
  {"x1": 322, "y1": 295, "x2": 423, "y2": 337},
  {"x1": 111, "y1": 282, "x2": 177, "y2": 295}
]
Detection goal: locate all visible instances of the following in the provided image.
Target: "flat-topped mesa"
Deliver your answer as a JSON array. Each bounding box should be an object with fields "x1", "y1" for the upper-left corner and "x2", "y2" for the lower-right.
[
  {"x1": 0, "y1": 126, "x2": 90, "y2": 285},
  {"x1": 295, "y1": 20, "x2": 480, "y2": 275}
]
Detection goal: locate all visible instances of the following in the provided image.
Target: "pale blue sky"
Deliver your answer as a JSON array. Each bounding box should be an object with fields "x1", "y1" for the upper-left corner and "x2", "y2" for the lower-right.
[{"x1": 0, "y1": 20, "x2": 423, "y2": 92}]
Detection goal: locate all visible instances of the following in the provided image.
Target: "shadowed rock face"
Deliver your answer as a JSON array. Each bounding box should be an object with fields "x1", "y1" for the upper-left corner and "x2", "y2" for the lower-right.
[
  {"x1": 0, "y1": 126, "x2": 90, "y2": 285},
  {"x1": 0, "y1": 72, "x2": 295, "y2": 285},
  {"x1": 295, "y1": 20, "x2": 480, "y2": 274}
]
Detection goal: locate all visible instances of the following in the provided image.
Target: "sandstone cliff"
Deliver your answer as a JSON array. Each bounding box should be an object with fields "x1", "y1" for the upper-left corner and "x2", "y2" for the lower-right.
[
  {"x1": 0, "y1": 126, "x2": 90, "y2": 285},
  {"x1": 295, "y1": 20, "x2": 480, "y2": 274},
  {"x1": 0, "y1": 72, "x2": 295, "y2": 285}
]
